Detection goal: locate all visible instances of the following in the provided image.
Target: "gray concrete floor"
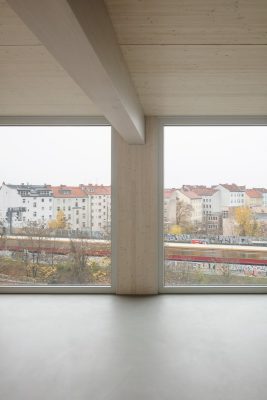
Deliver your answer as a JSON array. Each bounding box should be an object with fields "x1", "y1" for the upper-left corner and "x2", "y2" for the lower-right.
[{"x1": 0, "y1": 295, "x2": 267, "y2": 400}]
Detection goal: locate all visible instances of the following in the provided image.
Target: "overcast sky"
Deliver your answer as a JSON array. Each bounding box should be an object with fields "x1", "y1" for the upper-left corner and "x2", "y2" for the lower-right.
[
  {"x1": 0, "y1": 126, "x2": 111, "y2": 186},
  {"x1": 1, "y1": 125, "x2": 266, "y2": 189},
  {"x1": 165, "y1": 126, "x2": 267, "y2": 188}
]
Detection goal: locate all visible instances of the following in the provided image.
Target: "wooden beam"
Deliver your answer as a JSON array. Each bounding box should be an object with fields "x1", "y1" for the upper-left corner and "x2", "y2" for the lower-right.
[
  {"x1": 7, "y1": 0, "x2": 145, "y2": 144},
  {"x1": 113, "y1": 117, "x2": 159, "y2": 294}
]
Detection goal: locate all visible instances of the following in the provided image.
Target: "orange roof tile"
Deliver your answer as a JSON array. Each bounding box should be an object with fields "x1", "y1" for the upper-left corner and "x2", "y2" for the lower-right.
[
  {"x1": 220, "y1": 184, "x2": 246, "y2": 192},
  {"x1": 192, "y1": 188, "x2": 217, "y2": 197},
  {"x1": 81, "y1": 184, "x2": 111, "y2": 196},
  {"x1": 164, "y1": 188, "x2": 177, "y2": 199},
  {"x1": 180, "y1": 190, "x2": 201, "y2": 199},
  {"x1": 246, "y1": 189, "x2": 262, "y2": 199},
  {"x1": 48, "y1": 185, "x2": 87, "y2": 198}
]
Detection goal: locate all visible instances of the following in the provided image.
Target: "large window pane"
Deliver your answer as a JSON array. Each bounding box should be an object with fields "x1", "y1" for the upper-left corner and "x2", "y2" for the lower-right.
[
  {"x1": 0, "y1": 126, "x2": 111, "y2": 286},
  {"x1": 164, "y1": 126, "x2": 267, "y2": 286}
]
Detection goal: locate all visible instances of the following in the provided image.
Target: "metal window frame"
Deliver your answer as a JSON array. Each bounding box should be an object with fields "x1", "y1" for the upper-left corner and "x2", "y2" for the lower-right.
[
  {"x1": 158, "y1": 116, "x2": 267, "y2": 294},
  {"x1": 0, "y1": 116, "x2": 116, "y2": 294}
]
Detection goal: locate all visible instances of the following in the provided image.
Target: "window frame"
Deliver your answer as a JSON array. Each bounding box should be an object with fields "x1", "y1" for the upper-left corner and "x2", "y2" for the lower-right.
[
  {"x1": 158, "y1": 116, "x2": 267, "y2": 294},
  {"x1": 0, "y1": 117, "x2": 116, "y2": 294}
]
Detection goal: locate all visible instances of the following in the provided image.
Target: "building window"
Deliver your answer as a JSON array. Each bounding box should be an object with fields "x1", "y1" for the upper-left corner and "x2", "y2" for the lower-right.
[
  {"x1": 164, "y1": 125, "x2": 267, "y2": 289},
  {"x1": 0, "y1": 125, "x2": 112, "y2": 288}
]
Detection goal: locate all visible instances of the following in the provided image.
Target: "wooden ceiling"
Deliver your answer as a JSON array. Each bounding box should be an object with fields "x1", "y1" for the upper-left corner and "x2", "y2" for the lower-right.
[
  {"x1": 0, "y1": 0, "x2": 100, "y2": 116},
  {"x1": 105, "y1": 0, "x2": 267, "y2": 115},
  {"x1": 0, "y1": 0, "x2": 267, "y2": 116}
]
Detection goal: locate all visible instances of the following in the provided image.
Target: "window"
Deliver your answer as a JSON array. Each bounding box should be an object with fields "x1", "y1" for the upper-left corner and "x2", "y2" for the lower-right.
[
  {"x1": 0, "y1": 125, "x2": 111, "y2": 289},
  {"x1": 164, "y1": 125, "x2": 267, "y2": 288}
]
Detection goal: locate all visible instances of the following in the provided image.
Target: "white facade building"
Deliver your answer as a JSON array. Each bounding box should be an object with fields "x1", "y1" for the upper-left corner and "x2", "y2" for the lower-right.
[
  {"x1": 82, "y1": 184, "x2": 111, "y2": 235},
  {"x1": 164, "y1": 188, "x2": 177, "y2": 227},
  {"x1": 49, "y1": 185, "x2": 88, "y2": 231},
  {"x1": 176, "y1": 189, "x2": 202, "y2": 223},
  {"x1": 216, "y1": 184, "x2": 245, "y2": 212},
  {"x1": 0, "y1": 183, "x2": 53, "y2": 229},
  {"x1": 0, "y1": 183, "x2": 112, "y2": 234},
  {"x1": 0, "y1": 183, "x2": 23, "y2": 227},
  {"x1": 254, "y1": 188, "x2": 267, "y2": 207},
  {"x1": 190, "y1": 188, "x2": 221, "y2": 216}
]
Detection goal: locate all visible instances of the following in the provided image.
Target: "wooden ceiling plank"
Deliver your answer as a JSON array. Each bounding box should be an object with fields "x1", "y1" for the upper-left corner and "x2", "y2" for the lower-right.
[
  {"x1": 121, "y1": 44, "x2": 267, "y2": 115},
  {"x1": 105, "y1": 0, "x2": 267, "y2": 45},
  {"x1": 7, "y1": 0, "x2": 145, "y2": 143},
  {"x1": 0, "y1": 45, "x2": 100, "y2": 116},
  {"x1": 0, "y1": 0, "x2": 40, "y2": 45}
]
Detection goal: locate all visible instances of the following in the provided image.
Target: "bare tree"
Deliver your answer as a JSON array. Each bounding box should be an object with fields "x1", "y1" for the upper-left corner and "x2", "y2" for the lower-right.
[
  {"x1": 176, "y1": 198, "x2": 193, "y2": 226},
  {"x1": 69, "y1": 238, "x2": 91, "y2": 283}
]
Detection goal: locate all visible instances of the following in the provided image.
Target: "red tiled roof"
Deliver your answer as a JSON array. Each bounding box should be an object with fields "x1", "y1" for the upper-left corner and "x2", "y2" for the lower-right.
[
  {"x1": 246, "y1": 189, "x2": 262, "y2": 199},
  {"x1": 254, "y1": 188, "x2": 267, "y2": 194},
  {"x1": 48, "y1": 185, "x2": 87, "y2": 198},
  {"x1": 180, "y1": 190, "x2": 201, "y2": 199},
  {"x1": 182, "y1": 185, "x2": 207, "y2": 191},
  {"x1": 219, "y1": 184, "x2": 246, "y2": 192},
  {"x1": 164, "y1": 188, "x2": 177, "y2": 199},
  {"x1": 191, "y1": 188, "x2": 217, "y2": 197},
  {"x1": 81, "y1": 184, "x2": 111, "y2": 196}
]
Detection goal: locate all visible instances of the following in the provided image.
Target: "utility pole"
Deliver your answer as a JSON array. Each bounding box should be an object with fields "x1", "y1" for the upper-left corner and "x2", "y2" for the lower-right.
[{"x1": 6, "y1": 207, "x2": 26, "y2": 235}]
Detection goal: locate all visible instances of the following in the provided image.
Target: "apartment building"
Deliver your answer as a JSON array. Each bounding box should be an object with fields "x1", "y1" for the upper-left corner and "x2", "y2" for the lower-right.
[
  {"x1": 82, "y1": 184, "x2": 111, "y2": 235},
  {"x1": 216, "y1": 184, "x2": 246, "y2": 216},
  {"x1": 0, "y1": 183, "x2": 53, "y2": 228},
  {"x1": 245, "y1": 189, "x2": 263, "y2": 208},
  {"x1": 163, "y1": 188, "x2": 177, "y2": 228},
  {"x1": 176, "y1": 189, "x2": 202, "y2": 223},
  {"x1": 49, "y1": 185, "x2": 88, "y2": 231},
  {"x1": 254, "y1": 188, "x2": 267, "y2": 207},
  {"x1": 0, "y1": 183, "x2": 111, "y2": 234},
  {"x1": 190, "y1": 187, "x2": 222, "y2": 233}
]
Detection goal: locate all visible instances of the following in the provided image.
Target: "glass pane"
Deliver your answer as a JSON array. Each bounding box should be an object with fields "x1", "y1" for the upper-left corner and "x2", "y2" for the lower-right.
[
  {"x1": 164, "y1": 126, "x2": 267, "y2": 286},
  {"x1": 0, "y1": 126, "x2": 111, "y2": 286}
]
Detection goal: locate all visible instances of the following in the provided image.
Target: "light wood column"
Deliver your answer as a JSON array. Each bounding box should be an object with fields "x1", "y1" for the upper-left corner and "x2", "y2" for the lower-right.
[{"x1": 113, "y1": 117, "x2": 160, "y2": 294}]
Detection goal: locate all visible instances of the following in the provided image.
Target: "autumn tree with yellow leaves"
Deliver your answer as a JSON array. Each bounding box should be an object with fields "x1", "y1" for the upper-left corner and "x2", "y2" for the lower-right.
[
  {"x1": 234, "y1": 206, "x2": 261, "y2": 237},
  {"x1": 48, "y1": 210, "x2": 67, "y2": 230}
]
